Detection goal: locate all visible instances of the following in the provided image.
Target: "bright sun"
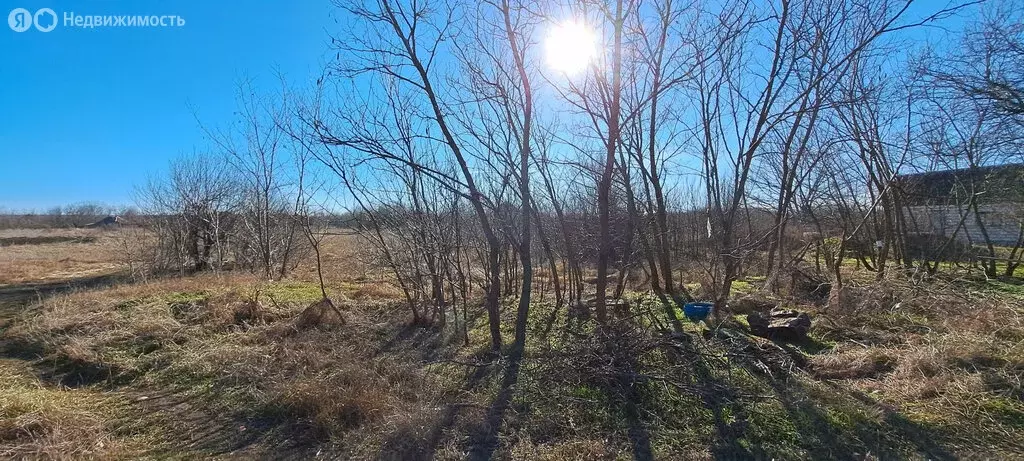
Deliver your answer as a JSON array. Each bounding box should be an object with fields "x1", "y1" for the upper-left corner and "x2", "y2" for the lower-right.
[{"x1": 546, "y1": 21, "x2": 597, "y2": 75}]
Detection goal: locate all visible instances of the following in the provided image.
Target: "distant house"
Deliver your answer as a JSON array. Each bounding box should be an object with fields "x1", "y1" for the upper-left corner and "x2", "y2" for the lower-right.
[
  {"x1": 895, "y1": 164, "x2": 1024, "y2": 246},
  {"x1": 84, "y1": 215, "x2": 121, "y2": 228}
]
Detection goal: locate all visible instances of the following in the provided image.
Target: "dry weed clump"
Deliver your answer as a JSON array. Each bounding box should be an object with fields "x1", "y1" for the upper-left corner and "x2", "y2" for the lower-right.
[
  {"x1": 238, "y1": 325, "x2": 436, "y2": 444},
  {"x1": 6, "y1": 285, "x2": 191, "y2": 382},
  {"x1": 131, "y1": 302, "x2": 438, "y2": 447},
  {"x1": 349, "y1": 281, "x2": 404, "y2": 300},
  {"x1": 192, "y1": 290, "x2": 268, "y2": 329},
  {"x1": 292, "y1": 298, "x2": 346, "y2": 330},
  {"x1": 267, "y1": 369, "x2": 397, "y2": 438},
  {"x1": 835, "y1": 277, "x2": 958, "y2": 317},
  {"x1": 826, "y1": 333, "x2": 1024, "y2": 414},
  {"x1": 3, "y1": 275, "x2": 327, "y2": 388},
  {"x1": 810, "y1": 346, "x2": 898, "y2": 380}
]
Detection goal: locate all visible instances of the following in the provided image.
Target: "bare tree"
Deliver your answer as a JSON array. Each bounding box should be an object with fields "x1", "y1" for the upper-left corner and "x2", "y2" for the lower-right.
[
  {"x1": 137, "y1": 153, "x2": 239, "y2": 274},
  {"x1": 202, "y1": 83, "x2": 303, "y2": 280}
]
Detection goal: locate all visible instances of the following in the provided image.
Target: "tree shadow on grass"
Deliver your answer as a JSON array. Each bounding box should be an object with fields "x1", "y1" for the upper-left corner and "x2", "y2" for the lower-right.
[
  {"x1": 374, "y1": 301, "x2": 491, "y2": 364},
  {"x1": 656, "y1": 327, "x2": 961, "y2": 460},
  {"x1": 102, "y1": 386, "x2": 289, "y2": 458},
  {"x1": 564, "y1": 326, "x2": 658, "y2": 460},
  {"x1": 615, "y1": 372, "x2": 655, "y2": 461},
  {"x1": 596, "y1": 330, "x2": 656, "y2": 461},
  {"x1": 386, "y1": 323, "x2": 959, "y2": 460},
  {"x1": 466, "y1": 328, "x2": 657, "y2": 461},
  {"x1": 0, "y1": 272, "x2": 128, "y2": 310},
  {"x1": 375, "y1": 322, "x2": 442, "y2": 359},
  {"x1": 720, "y1": 330, "x2": 958, "y2": 460},
  {"x1": 0, "y1": 272, "x2": 132, "y2": 379},
  {"x1": 467, "y1": 351, "x2": 523, "y2": 461},
  {"x1": 378, "y1": 354, "x2": 499, "y2": 460},
  {"x1": 762, "y1": 375, "x2": 956, "y2": 460},
  {"x1": 131, "y1": 383, "x2": 404, "y2": 459},
  {"x1": 660, "y1": 332, "x2": 756, "y2": 459},
  {"x1": 839, "y1": 383, "x2": 959, "y2": 460}
]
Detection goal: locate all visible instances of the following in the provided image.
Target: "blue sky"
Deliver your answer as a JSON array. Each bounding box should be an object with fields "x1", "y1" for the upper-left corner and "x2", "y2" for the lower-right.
[
  {"x1": 0, "y1": 1, "x2": 334, "y2": 210},
  {"x1": 0, "y1": 1, "x2": 977, "y2": 212}
]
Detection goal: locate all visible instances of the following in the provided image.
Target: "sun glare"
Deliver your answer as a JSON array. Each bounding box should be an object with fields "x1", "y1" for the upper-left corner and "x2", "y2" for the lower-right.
[{"x1": 546, "y1": 21, "x2": 597, "y2": 75}]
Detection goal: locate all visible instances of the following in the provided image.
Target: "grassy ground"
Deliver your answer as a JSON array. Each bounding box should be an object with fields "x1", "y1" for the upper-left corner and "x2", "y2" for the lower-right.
[
  {"x1": 0, "y1": 228, "x2": 124, "y2": 285},
  {"x1": 1, "y1": 228, "x2": 1022, "y2": 459}
]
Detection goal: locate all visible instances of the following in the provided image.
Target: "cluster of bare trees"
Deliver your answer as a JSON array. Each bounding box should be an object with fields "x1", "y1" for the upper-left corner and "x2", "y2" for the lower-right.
[
  {"x1": 134, "y1": 0, "x2": 1023, "y2": 352},
  {"x1": 137, "y1": 88, "x2": 312, "y2": 279},
  {"x1": 800, "y1": 0, "x2": 1024, "y2": 293}
]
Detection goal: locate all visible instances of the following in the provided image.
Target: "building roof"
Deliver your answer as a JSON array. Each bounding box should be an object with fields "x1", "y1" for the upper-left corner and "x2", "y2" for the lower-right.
[{"x1": 895, "y1": 163, "x2": 1024, "y2": 206}]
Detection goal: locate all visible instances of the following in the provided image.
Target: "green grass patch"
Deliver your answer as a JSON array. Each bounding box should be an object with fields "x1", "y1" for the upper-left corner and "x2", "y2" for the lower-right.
[
  {"x1": 980, "y1": 397, "x2": 1024, "y2": 426},
  {"x1": 982, "y1": 279, "x2": 1024, "y2": 298},
  {"x1": 162, "y1": 290, "x2": 211, "y2": 304},
  {"x1": 731, "y1": 279, "x2": 756, "y2": 294},
  {"x1": 262, "y1": 281, "x2": 326, "y2": 304}
]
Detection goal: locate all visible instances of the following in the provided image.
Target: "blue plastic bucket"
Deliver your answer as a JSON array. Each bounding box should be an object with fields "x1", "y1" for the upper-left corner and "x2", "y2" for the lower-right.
[{"x1": 683, "y1": 302, "x2": 714, "y2": 322}]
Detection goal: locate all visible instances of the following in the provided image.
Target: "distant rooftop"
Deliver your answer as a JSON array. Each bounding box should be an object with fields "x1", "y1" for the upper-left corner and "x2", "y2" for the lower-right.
[{"x1": 895, "y1": 163, "x2": 1024, "y2": 206}]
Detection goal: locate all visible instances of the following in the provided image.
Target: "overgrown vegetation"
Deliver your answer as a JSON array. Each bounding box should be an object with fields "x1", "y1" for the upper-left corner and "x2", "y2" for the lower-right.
[
  {"x1": 1, "y1": 230, "x2": 1022, "y2": 458},
  {"x1": 3, "y1": 0, "x2": 1024, "y2": 458}
]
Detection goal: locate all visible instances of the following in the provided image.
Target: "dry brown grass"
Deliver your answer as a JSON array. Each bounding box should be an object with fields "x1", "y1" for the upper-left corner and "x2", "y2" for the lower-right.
[
  {"x1": 0, "y1": 228, "x2": 125, "y2": 285},
  {"x1": 288, "y1": 231, "x2": 368, "y2": 282},
  {"x1": 508, "y1": 438, "x2": 620, "y2": 460},
  {"x1": 0, "y1": 359, "x2": 148, "y2": 459},
  {"x1": 811, "y1": 346, "x2": 898, "y2": 380},
  {"x1": 262, "y1": 361, "x2": 409, "y2": 438},
  {"x1": 2, "y1": 261, "x2": 446, "y2": 457},
  {"x1": 349, "y1": 280, "x2": 405, "y2": 300},
  {"x1": 807, "y1": 278, "x2": 1024, "y2": 451},
  {"x1": 3, "y1": 227, "x2": 1024, "y2": 458}
]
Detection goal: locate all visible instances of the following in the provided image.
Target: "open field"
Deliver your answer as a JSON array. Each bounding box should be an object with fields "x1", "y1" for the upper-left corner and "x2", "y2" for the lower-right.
[
  {"x1": 0, "y1": 229, "x2": 124, "y2": 286},
  {"x1": 6, "y1": 2, "x2": 1024, "y2": 459},
  {"x1": 1, "y1": 228, "x2": 1023, "y2": 459}
]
